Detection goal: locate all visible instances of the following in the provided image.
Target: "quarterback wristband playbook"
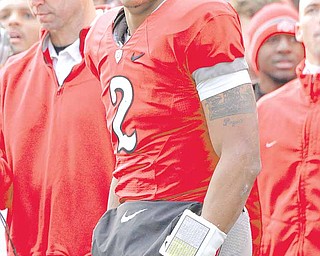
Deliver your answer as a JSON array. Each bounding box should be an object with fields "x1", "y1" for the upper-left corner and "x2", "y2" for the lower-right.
[{"x1": 159, "y1": 209, "x2": 227, "y2": 256}]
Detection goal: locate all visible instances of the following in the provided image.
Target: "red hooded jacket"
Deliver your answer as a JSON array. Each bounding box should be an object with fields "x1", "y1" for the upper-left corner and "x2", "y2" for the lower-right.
[{"x1": 256, "y1": 60, "x2": 320, "y2": 255}]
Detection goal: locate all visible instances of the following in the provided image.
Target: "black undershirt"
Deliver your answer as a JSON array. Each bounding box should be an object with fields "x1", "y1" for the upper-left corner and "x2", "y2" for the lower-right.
[
  {"x1": 113, "y1": 8, "x2": 128, "y2": 45},
  {"x1": 53, "y1": 44, "x2": 70, "y2": 55}
]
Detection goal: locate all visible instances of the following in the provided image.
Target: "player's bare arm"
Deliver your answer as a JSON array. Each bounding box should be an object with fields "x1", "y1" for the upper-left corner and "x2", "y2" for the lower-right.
[{"x1": 201, "y1": 83, "x2": 261, "y2": 233}]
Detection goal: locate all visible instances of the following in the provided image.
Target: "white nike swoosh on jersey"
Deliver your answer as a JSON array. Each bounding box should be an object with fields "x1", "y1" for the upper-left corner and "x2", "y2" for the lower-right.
[
  {"x1": 266, "y1": 141, "x2": 277, "y2": 148},
  {"x1": 120, "y1": 208, "x2": 148, "y2": 223}
]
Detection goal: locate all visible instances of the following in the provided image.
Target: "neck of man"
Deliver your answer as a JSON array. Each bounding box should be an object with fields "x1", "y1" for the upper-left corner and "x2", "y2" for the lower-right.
[
  {"x1": 123, "y1": 0, "x2": 165, "y2": 35},
  {"x1": 49, "y1": 3, "x2": 96, "y2": 47},
  {"x1": 258, "y1": 72, "x2": 293, "y2": 94}
]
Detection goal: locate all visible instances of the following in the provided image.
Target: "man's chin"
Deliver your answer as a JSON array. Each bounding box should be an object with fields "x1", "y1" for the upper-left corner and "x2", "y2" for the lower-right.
[
  {"x1": 272, "y1": 74, "x2": 296, "y2": 86},
  {"x1": 11, "y1": 45, "x2": 22, "y2": 55}
]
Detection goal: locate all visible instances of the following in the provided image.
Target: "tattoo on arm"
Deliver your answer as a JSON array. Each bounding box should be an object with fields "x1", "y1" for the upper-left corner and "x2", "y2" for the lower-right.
[{"x1": 204, "y1": 84, "x2": 256, "y2": 120}]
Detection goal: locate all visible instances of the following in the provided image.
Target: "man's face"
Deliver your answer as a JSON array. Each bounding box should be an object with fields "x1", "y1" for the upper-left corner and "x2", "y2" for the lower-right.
[
  {"x1": 296, "y1": 0, "x2": 320, "y2": 64},
  {"x1": 28, "y1": 0, "x2": 81, "y2": 32},
  {"x1": 0, "y1": 0, "x2": 40, "y2": 54},
  {"x1": 257, "y1": 34, "x2": 304, "y2": 85}
]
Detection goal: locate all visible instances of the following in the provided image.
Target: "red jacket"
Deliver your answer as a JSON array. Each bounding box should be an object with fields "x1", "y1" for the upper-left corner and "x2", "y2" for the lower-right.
[
  {"x1": 256, "y1": 61, "x2": 320, "y2": 255},
  {"x1": 0, "y1": 29, "x2": 114, "y2": 255}
]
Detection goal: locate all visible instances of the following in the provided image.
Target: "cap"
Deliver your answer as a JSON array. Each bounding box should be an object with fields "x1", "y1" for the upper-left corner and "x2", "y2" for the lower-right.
[{"x1": 247, "y1": 2, "x2": 299, "y2": 73}]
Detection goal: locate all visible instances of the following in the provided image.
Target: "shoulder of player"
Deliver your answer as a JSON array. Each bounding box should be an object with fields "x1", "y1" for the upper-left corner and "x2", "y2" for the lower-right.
[
  {"x1": 161, "y1": 0, "x2": 239, "y2": 36},
  {"x1": 86, "y1": 6, "x2": 120, "y2": 49},
  {"x1": 92, "y1": 6, "x2": 121, "y2": 32}
]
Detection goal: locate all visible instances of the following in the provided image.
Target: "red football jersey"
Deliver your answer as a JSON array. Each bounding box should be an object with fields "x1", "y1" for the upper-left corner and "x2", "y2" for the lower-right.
[{"x1": 85, "y1": 0, "x2": 245, "y2": 203}]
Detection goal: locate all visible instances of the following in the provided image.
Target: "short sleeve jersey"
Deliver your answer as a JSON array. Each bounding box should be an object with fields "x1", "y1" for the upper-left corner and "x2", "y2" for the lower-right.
[{"x1": 85, "y1": 0, "x2": 246, "y2": 203}]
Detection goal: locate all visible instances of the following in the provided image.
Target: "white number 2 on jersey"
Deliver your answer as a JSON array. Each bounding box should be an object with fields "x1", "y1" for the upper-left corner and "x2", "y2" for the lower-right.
[{"x1": 110, "y1": 76, "x2": 137, "y2": 153}]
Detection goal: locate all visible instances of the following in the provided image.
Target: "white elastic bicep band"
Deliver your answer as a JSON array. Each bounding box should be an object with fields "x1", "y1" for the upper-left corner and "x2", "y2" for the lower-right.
[{"x1": 196, "y1": 69, "x2": 252, "y2": 101}]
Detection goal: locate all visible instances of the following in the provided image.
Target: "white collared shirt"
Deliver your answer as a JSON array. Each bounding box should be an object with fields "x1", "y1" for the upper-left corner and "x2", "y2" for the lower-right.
[
  {"x1": 45, "y1": 37, "x2": 82, "y2": 86},
  {"x1": 44, "y1": 9, "x2": 105, "y2": 86}
]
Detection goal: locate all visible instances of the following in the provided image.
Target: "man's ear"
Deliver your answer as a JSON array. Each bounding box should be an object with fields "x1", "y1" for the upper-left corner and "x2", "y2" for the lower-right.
[{"x1": 295, "y1": 22, "x2": 303, "y2": 43}]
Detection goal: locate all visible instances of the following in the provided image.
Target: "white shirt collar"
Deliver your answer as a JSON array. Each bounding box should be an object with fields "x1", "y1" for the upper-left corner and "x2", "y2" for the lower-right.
[
  {"x1": 47, "y1": 38, "x2": 82, "y2": 64},
  {"x1": 43, "y1": 34, "x2": 82, "y2": 86}
]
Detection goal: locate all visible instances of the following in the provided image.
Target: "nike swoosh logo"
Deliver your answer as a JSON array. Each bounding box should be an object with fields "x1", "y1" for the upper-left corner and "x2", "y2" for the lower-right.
[
  {"x1": 266, "y1": 141, "x2": 277, "y2": 148},
  {"x1": 120, "y1": 208, "x2": 147, "y2": 223},
  {"x1": 131, "y1": 52, "x2": 145, "y2": 62}
]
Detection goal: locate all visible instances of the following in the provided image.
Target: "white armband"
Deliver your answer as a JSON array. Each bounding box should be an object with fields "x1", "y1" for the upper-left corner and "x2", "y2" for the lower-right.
[{"x1": 159, "y1": 209, "x2": 227, "y2": 256}]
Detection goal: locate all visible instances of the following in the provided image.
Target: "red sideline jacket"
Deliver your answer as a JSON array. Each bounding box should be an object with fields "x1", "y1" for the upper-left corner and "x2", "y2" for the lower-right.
[
  {"x1": 255, "y1": 60, "x2": 320, "y2": 255},
  {"x1": 0, "y1": 29, "x2": 114, "y2": 255}
]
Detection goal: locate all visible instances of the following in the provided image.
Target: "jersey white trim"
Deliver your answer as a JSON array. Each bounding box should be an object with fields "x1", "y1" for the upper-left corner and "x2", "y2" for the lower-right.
[{"x1": 196, "y1": 69, "x2": 252, "y2": 101}]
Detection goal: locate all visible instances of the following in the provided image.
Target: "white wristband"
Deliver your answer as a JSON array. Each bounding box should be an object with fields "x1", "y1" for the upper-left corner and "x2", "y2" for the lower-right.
[{"x1": 159, "y1": 209, "x2": 227, "y2": 256}]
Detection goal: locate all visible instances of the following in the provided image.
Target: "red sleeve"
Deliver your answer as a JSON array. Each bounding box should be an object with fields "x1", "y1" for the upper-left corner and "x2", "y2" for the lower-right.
[
  {"x1": 84, "y1": 7, "x2": 121, "y2": 80},
  {"x1": 186, "y1": 8, "x2": 245, "y2": 74},
  {"x1": 246, "y1": 180, "x2": 262, "y2": 256}
]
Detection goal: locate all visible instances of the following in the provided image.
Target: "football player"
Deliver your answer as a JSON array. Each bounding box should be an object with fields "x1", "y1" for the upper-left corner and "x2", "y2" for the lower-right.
[{"x1": 85, "y1": 0, "x2": 261, "y2": 255}]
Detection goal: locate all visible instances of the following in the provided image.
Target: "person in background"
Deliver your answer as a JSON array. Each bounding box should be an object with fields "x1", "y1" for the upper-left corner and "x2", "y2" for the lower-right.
[
  {"x1": 85, "y1": 0, "x2": 261, "y2": 255},
  {"x1": 0, "y1": 3, "x2": 35, "y2": 253},
  {"x1": 245, "y1": 4, "x2": 304, "y2": 255},
  {"x1": 247, "y1": 2, "x2": 305, "y2": 100},
  {"x1": 0, "y1": 0, "x2": 114, "y2": 255},
  {"x1": 254, "y1": 0, "x2": 320, "y2": 254},
  {"x1": 0, "y1": 2, "x2": 38, "y2": 252},
  {"x1": 0, "y1": 0, "x2": 40, "y2": 54},
  {"x1": 229, "y1": 0, "x2": 279, "y2": 85},
  {"x1": 230, "y1": 2, "x2": 299, "y2": 254}
]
